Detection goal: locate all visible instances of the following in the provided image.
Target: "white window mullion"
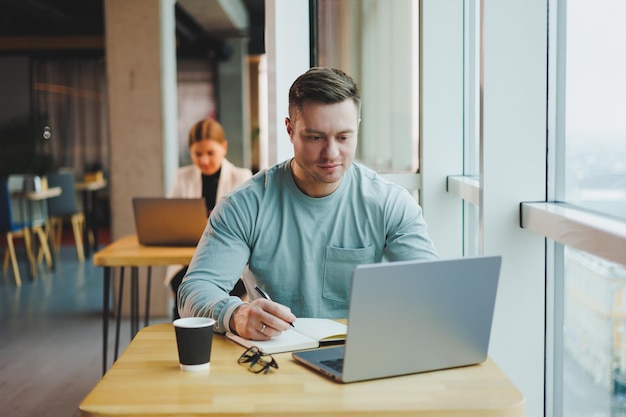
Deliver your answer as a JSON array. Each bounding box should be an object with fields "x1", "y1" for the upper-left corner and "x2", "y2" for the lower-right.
[{"x1": 481, "y1": 2, "x2": 548, "y2": 416}]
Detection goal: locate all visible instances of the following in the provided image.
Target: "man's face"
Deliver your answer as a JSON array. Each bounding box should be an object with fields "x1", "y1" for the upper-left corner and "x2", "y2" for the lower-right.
[
  {"x1": 286, "y1": 99, "x2": 359, "y2": 197},
  {"x1": 190, "y1": 139, "x2": 228, "y2": 176}
]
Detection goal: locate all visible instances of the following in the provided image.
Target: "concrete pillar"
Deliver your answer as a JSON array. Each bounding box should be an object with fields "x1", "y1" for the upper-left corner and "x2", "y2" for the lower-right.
[
  {"x1": 104, "y1": 0, "x2": 178, "y2": 317},
  {"x1": 105, "y1": 0, "x2": 178, "y2": 240}
]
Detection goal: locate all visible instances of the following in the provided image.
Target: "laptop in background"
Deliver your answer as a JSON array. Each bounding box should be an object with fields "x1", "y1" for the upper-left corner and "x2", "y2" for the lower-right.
[
  {"x1": 292, "y1": 255, "x2": 502, "y2": 383},
  {"x1": 132, "y1": 197, "x2": 207, "y2": 246}
]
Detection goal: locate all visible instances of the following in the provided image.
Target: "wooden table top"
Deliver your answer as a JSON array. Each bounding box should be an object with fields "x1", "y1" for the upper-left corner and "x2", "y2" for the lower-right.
[
  {"x1": 75, "y1": 179, "x2": 107, "y2": 191},
  {"x1": 11, "y1": 186, "x2": 62, "y2": 201},
  {"x1": 79, "y1": 323, "x2": 525, "y2": 417},
  {"x1": 93, "y1": 234, "x2": 196, "y2": 267}
]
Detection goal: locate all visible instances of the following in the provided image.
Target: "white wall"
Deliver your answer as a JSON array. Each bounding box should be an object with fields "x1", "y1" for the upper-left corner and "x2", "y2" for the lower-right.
[
  {"x1": 420, "y1": 0, "x2": 464, "y2": 258},
  {"x1": 482, "y1": 1, "x2": 547, "y2": 415},
  {"x1": 264, "y1": 0, "x2": 310, "y2": 166}
]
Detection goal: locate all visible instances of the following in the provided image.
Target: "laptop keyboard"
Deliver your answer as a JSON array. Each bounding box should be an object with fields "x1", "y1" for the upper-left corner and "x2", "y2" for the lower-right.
[{"x1": 321, "y1": 358, "x2": 344, "y2": 372}]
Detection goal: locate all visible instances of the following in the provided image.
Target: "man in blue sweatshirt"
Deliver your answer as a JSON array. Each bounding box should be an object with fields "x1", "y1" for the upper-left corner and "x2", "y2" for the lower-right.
[{"x1": 179, "y1": 67, "x2": 438, "y2": 340}]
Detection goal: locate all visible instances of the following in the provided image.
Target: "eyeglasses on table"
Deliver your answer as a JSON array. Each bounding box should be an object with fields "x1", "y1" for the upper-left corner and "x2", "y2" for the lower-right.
[{"x1": 237, "y1": 346, "x2": 279, "y2": 374}]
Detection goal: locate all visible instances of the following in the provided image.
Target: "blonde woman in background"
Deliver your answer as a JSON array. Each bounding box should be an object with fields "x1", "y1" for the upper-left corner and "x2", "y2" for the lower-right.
[{"x1": 167, "y1": 118, "x2": 252, "y2": 319}]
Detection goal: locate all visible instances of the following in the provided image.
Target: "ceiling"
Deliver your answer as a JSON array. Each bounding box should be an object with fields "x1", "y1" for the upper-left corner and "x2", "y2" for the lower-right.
[{"x1": 0, "y1": 0, "x2": 265, "y2": 57}]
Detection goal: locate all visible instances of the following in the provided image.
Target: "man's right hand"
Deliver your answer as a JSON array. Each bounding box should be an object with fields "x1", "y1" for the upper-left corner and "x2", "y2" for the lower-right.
[{"x1": 229, "y1": 299, "x2": 296, "y2": 340}]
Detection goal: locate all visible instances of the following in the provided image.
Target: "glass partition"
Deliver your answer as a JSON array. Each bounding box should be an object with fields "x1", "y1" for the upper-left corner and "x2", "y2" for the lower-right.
[
  {"x1": 317, "y1": 0, "x2": 419, "y2": 174},
  {"x1": 564, "y1": 0, "x2": 626, "y2": 222}
]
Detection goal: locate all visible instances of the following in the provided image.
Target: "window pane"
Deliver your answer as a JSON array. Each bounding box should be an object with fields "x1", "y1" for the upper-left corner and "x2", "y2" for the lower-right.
[
  {"x1": 563, "y1": 248, "x2": 626, "y2": 415},
  {"x1": 548, "y1": 0, "x2": 626, "y2": 417},
  {"x1": 317, "y1": 0, "x2": 419, "y2": 173},
  {"x1": 559, "y1": 2, "x2": 626, "y2": 415},
  {"x1": 565, "y1": 0, "x2": 626, "y2": 221},
  {"x1": 463, "y1": 0, "x2": 480, "y2": 178},
  {"x1": 462, "y1": 0, "x2": 480, "y2": 256}
]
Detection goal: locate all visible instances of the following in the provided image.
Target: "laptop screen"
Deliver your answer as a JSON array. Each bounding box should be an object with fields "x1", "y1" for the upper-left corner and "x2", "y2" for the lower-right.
[
  {"x1": 132, "y1": 197, "x2": 207, "y2": 246},
  {"x1": 293, "y1": 256, "x2": 502, "y2": 383}
]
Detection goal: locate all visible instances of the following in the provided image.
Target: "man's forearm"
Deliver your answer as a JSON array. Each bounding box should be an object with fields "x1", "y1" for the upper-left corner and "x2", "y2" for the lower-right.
[{"x1": 178, "y1": 278, "x2": 245, "y2": 333}]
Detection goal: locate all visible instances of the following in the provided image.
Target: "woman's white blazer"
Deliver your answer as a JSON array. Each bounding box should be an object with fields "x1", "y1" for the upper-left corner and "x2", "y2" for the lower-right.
[{"x1": 164, "y1": 158, "x2": 253, "y2": 286}]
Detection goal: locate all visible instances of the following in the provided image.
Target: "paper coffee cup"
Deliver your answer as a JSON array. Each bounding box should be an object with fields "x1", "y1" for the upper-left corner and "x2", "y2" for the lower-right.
[{"x1": 173, "y1": 317, "x2": 216, "y2": 371}]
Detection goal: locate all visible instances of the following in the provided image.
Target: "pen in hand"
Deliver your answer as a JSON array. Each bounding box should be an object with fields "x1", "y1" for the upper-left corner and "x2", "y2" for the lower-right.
[{"x1": 254, "y1": 285, "x2": 295, "y2": 327}]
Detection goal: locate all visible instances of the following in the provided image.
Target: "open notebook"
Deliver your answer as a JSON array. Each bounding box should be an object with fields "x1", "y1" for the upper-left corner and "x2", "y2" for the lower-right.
[{"x1": 226, "y1": 318, "x2": 347, "y2": 354}]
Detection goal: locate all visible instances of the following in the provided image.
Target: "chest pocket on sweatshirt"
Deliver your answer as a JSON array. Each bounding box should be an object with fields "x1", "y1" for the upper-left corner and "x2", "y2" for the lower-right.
[{"x1": 323, "y1": 245, "x2": 376, "y2": 303}]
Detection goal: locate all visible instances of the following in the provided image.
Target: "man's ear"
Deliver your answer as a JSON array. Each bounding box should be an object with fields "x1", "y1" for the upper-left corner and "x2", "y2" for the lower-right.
[{"x1": 285, "y1": 117, "x2": 294, "y2": 142}]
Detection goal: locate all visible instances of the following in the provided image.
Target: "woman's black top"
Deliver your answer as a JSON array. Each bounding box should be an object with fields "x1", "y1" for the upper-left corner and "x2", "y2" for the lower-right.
[{"x1": 201, "y1": 168, "x2": 221, "y2": 215}]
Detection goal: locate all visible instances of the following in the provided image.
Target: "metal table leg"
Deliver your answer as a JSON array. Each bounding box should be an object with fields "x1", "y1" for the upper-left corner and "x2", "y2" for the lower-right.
[
  {"x1": 145, "y1": 267, "x2": 152, "y2": 327},
  {"x1": 114, "y1": 267, "x2": 125, "y2": 361},
  {"x1": 102, "y1": 266, "x2": 111, "y2": 376},
  {"x1": 131, "y1": 267, "x2": 139, "y2": 338}
]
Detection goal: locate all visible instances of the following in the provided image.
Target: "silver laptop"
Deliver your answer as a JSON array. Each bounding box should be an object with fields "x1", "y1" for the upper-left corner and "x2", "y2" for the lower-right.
[
  {"x1": 132, "y1": 197, "x2": 207, "y2": 246},
  {"x1": 292, "y1": 256, "x2": 501, "y2": 383}
]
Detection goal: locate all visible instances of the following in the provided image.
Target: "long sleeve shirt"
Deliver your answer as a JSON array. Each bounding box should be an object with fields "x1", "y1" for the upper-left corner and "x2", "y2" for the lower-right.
[{"x1": 178, "y1": 159, "x2": 439, "y2": 333}]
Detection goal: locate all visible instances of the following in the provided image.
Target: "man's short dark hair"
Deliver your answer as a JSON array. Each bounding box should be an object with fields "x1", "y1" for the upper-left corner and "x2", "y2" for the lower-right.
[{"x1": 288, "y1": 67, "x2": 361, "y2": 121}]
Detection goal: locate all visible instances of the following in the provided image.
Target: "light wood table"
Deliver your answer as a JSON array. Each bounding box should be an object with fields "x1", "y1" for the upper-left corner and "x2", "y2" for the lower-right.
[
  {"x1": 75, "y1": 179, "x2": 107, "y2": 257},
  {"x1": 93, "y1": 235, "x2": 196, "y2": 374},
  {"x1": 12, "y1": 186, "x2": 62, "y2": 201},
  {"x1": 79, "y1": 323, "x2": 525, "y2": 417}
]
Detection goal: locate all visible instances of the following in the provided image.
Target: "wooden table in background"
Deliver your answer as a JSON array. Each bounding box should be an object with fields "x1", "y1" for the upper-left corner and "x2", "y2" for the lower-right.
[
  {"x1": 13, "y1": 186, "x2": 62, "y2": 201},
  {"x1": 75, "y1": 179, "x2": 107, "y2": 257},
  {"x1": 79, "y1": 323, "x2": 525, "y2": 417},
  {"x1": 93, "y1": 234, "x2": 196, "y2": 374}
]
